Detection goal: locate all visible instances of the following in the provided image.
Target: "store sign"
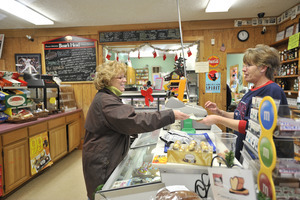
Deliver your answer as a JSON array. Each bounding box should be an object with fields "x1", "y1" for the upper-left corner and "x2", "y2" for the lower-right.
[
  {"x1": 6, "y1": 94, "x2": 26, "y2": 107},
  {"x1": 208, "y1": 167, "x2": 256, "y2": 200},
  {"x1": 208, "y1": 55, "x2": 220, "y2": 68}
]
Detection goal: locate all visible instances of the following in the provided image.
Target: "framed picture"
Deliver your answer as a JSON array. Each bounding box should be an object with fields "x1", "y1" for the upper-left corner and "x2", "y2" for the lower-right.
[
  {"x1": 276, "y1": 30, "x2": 285, "y2": 41},
  {"x1": 0, "y1": 34, "x2": 4, "y2": 59},
  {"x1": 15, "y1": 53, "x2": 42, "y2": 74},
  {"x1": 285, "y1": 25, "x2": 294, "y2": 38},
  {"x1": 154, "y1": 77, "x2": 163, "y2": 91}
]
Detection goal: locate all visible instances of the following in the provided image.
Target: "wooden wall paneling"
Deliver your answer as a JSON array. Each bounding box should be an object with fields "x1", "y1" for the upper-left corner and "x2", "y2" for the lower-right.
[
  {"x1": 82, "y1": 82, "x2": 95, "y2": 121},
  {"x1": 98, "y1": 44, "x2": 103, "y2": 64},
  {"x1": 0, "y1": 60, "x2": 5, "y2": 70}
]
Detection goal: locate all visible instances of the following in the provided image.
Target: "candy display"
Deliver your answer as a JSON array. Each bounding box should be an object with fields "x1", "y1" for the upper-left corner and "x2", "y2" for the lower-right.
[{"x1": 167, "y1": 140, "x2": 213, "y2": 166}]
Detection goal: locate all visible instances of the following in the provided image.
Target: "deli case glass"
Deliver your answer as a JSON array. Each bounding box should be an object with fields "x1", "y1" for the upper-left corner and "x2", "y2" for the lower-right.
[{"x1": 95, "y1": 131, "x2": 164, "y2": 200}]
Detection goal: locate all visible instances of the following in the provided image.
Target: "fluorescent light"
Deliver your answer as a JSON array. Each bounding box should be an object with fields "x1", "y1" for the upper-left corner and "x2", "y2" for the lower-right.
[
  {"x1": 205, "y1": 0, "x2": 234, "y2": 13},
  {"x1": 0, "y1": 0, "x2": 53, "y2": 25}
]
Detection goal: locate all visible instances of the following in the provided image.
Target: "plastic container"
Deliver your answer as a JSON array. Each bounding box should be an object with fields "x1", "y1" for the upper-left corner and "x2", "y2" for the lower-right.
[{"x1": 215, "y1": 133, "x2": 237, "y2": 154}]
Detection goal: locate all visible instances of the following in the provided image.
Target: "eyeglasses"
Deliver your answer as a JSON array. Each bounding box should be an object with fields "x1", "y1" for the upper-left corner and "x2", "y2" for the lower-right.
[{"x1": 115, "y1": 76, "x2": 126, "y2": 80}]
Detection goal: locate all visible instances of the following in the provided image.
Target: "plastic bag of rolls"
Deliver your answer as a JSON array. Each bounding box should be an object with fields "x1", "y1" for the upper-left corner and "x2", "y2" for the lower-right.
[{"x1": 155, "y1": 185, "x2": 202, "y2": 200}]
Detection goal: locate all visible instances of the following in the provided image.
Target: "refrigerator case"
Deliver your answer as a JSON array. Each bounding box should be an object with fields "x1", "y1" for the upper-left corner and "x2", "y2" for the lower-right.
[{"x1": 95, "y1": 131, "x2": 164, "y2": 200}]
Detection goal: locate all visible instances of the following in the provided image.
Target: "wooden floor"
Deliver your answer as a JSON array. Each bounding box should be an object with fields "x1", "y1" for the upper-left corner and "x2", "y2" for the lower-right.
[{"x1": 3, "y1": 150, "x2": 87, "y2": 200}]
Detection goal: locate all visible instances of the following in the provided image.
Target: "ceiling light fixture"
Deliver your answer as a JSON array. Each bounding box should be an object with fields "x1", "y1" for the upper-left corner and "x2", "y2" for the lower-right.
[
  {"x1": 205, "y1": 0, "x2": 234, "y2": 13},
  {"x1": 0, "y1": 0, "x2": 54, "y2": 25}
]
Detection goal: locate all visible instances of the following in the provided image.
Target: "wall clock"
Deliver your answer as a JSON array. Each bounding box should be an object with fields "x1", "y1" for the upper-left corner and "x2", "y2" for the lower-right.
[{"x1": 237, "y1": 30, "x2": 249, "y2": 42}]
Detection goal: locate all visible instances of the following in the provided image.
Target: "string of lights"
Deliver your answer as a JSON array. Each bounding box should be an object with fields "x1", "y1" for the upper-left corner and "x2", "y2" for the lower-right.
[{"x1": 102, "y1": 40, "x2": 200, "y2": 55}]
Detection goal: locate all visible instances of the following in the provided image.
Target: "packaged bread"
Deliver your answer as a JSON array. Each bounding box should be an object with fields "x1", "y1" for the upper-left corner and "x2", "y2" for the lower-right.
[{"x1": 156, "y1": 186, "x2": 202, "y2": 200}]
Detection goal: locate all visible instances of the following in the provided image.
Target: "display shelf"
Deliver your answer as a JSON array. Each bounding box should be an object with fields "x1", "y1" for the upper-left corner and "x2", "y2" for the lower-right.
[
  {"x1": 270, "y1": 38, "x2": 289, "y2": 47},
  {"x1": 1, "y1": 86, "x2": 27, "y2": 90},
  {"x1": 135, "y1": 68, "x2": 149, "y2": 85},
  {"x1": 270, "y1": 34, "x2": 299, "y2": 99},
  {"x1": 274, "y1": 75, "x2": 298, "y2": 78},
  {"x1": 281, "y1": 58, "x2": 299, "y2": 64}
]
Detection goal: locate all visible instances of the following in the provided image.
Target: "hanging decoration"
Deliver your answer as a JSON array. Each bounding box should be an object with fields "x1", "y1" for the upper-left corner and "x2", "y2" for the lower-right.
[
  {"x1": 138, "y1": 50, "x2": 140, "y2": 59},
  {"x1": 187, "y1": 48, "x2": 192, "y2": 57},
  {"x1": 163, "y1": 53, "x2": 167, "y2": 61},
  {"x1": 106, "y1": 52, "x2": 112, "y2": 60},
  {"x1": 220, "y1": 43, "x2": 226, "y2": 52},
  {"x1": 174, "y1": 54, "x2": 178, "y2": 61},
  {"x1": 116, "y1": 53, "x2": 119, "y2": 61},
  {"x1": 102, "y1": 41, "x2": 200, "y2": 59},
  {"x1": 152, "y1": 50, "x2": 157, "y2": 58},
  {"x1": 128, "y1": 53, "x2": 130, "y2": 61}
]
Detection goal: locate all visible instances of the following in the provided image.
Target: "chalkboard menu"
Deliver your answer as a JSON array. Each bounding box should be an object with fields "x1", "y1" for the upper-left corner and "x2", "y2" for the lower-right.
[
  {"x1": 43, "y1": 36, "x2": 97, "y2": 82},
  {"x1": 99, "y1": 29, "x2": 180, "y2": 43}
]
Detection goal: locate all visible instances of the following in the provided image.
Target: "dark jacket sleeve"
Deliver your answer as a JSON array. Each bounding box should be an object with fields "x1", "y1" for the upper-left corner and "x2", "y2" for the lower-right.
[{"x1": 101, "y1": 93, "x2": 175, "y2": 135}]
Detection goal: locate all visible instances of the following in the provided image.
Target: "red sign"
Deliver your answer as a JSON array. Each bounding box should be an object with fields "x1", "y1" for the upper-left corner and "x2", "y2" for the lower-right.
[{"x1": 208, "y1": 55, "x2": 220, "y2": 68}]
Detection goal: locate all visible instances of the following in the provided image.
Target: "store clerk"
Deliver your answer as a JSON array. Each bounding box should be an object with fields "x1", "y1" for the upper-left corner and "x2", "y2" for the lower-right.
[
  {"x1": 198, "y1": 44, "x2": 288, "y2": 161},
  {"x1": 82, "y1": 61, "x2": 189, "y2": 200}
]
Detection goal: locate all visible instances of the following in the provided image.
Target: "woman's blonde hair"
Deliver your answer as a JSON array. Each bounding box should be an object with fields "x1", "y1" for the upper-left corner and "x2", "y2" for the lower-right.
[
  {"x1": 243, "y1": 44, "x2": 280, "y2": 81},
  {"x1": 94, "y1": 61, "x2": 127, "y2": 90}
]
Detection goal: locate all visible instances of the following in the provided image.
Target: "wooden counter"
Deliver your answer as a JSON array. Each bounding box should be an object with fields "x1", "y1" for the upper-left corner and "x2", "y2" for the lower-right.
[{"x1": 0, "y1": 109, "x2": 84, "y2": 196}]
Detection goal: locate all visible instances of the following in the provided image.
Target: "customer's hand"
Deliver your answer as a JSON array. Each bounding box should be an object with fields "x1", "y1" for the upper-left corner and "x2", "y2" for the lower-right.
[{"x1": 173, "y1": 110, "x2": 190, "y2": 120}]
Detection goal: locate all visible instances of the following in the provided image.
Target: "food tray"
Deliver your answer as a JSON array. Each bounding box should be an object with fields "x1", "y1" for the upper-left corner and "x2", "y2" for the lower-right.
[
  {"x1": 33, "y1": 112, "x2": 49, "y2": 118},
  {"x1": 7, "y1": 116, "x2": 38, "y2": 123}
]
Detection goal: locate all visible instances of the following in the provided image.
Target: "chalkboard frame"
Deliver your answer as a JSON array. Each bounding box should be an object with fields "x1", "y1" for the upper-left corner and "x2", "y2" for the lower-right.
[
  {"x1": 99, "y1": 28, "x2": 181, "y2": 43},
  {"x1": 43, "y1": 35, "x2": 98, "y2": 82}
]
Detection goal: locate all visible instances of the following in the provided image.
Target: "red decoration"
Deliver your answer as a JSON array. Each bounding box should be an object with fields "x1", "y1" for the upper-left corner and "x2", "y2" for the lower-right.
[
  {"x1": 187, "y1": 48, "x2": 192, "y2": 57},
  {"x1": 116, "y1": 53, "x2": 119, "y2": 61},
  {"x1": 138, "y1": 51, "x2": 141, "y2": 59},
  {"x1": 163, "y1": 54, "x2": 166, "y2": 61},
  {"x1": 175, "y1": 54, "x2": 178, "y2": 61},
  {"x1": 128, "y1": 53, "x2": 130, "y2": 61},
  {"x1": 153, "y1": 50, "x2": 157, "y2": 58},
  {"x1": 106, "y1": 52, "x2": 112, "y2": 60},
  {"x1": 141, "y1": 87, "x2": 153, "y2": 107}
]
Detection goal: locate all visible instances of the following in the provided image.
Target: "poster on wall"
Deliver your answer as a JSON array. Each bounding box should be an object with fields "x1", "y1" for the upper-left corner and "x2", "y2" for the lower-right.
[
  {"x1": 15, "y1": 53, "x2": 42, "y2": 75},
  {"x1": 0, "y1": 34, "x2": 4, "y2": 59},
  {"x1": 205, "y1": 70, "x2": 221, "y2": 93},
  {"x1": 29, "y1": 132, "x2": 53, "y2": 175}
]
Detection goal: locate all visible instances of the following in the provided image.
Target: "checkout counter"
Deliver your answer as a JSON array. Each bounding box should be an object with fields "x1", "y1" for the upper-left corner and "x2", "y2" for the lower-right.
[{"x1": 95, "y1": 124, "x2": 241, "y2": 200}]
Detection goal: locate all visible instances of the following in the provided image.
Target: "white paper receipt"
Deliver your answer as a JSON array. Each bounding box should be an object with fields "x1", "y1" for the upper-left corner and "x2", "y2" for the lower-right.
[{"x1": 189, "y1": 114, "x2": 204, "y2": 121}]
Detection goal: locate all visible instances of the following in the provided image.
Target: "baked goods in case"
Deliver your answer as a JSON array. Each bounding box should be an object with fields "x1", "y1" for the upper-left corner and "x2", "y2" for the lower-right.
[{"x1": 156, "y1": 186, "x2": 202, "y2": 200}]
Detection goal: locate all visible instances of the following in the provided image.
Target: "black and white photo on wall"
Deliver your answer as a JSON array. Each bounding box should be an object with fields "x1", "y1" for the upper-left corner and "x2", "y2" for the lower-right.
[
  {"x1": 15, "y1": 53, "x2": 42, "y2": 75},
  {"x1": 0, "y1": 34, "x2": 4, "y2": 59}
]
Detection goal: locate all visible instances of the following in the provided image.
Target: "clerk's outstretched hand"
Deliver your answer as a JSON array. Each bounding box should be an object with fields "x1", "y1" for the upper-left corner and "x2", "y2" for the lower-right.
[
  {"x1": 173, "y1": 110, "x2": 190, "y2": 120},
  {"x1": 204, "y1": 101, "x2": 222, "y2": 115},
  {"x1": 198, "y1": 115, "x2": 219, "y2": 126}
]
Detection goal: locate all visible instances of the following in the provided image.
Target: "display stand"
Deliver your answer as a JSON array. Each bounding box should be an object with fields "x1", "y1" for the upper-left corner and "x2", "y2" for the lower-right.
[{"x1": 257, "y1": 96, "x2": 278, "y2": 200}]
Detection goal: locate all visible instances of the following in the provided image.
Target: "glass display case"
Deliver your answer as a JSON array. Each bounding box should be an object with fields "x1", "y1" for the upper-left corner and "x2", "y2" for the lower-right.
[
  {"x1": 24, "y1": 73, "x2": 60, "y2": 113},
  {"x1": 95, "y1": 131, "x2": 164, "y2": 200},
  {"x1": 121, "y1": 91, "x2": 166, "y2": 112}
]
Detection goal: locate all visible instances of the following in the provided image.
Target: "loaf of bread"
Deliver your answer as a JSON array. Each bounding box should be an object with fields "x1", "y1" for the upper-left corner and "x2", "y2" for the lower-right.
[
  {"x1": 156, "y1": 188, "x2": 202, "y2": 200},
  {"x1": 230, "y1": 176, "x2": 244, "y2": 190}
]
